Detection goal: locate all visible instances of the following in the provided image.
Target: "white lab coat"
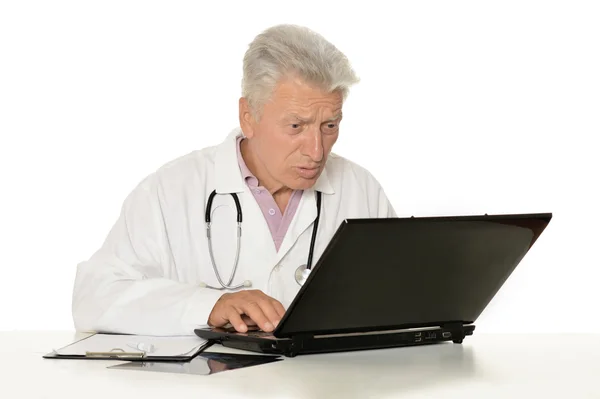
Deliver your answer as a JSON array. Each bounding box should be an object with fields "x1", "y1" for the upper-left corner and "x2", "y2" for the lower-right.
[{"x1": 72, "y1": 128, "x2": 397, "y2": 336}]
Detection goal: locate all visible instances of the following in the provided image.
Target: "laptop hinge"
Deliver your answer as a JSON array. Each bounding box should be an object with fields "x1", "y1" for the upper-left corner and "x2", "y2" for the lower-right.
[
  {"x1": 286, "y1": 333, "x2": 313, "y2": 357},
  {"x1": 441, "y1": 322, "x2": 467, "y2": 344}
]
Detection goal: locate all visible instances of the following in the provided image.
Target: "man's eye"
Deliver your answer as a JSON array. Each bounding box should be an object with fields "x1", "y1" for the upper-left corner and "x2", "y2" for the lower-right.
[
  {"x1": 291, "y1": 124, "x2": 300, "y2": 129},
  {"x1": 327, "y1": 123, "x2": 336, "y2": 129}
]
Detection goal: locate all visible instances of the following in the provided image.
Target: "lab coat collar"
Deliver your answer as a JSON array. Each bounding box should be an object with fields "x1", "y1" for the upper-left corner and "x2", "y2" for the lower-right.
[
  {"x1": 214, "y1": 127, "x2": 335, "y2": 195},
  {"x1": 214, "y1": 128, "x2": 247, "y2": 194}
]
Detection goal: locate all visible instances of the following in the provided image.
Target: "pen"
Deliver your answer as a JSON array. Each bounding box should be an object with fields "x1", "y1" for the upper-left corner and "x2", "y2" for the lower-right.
[{"x1": 85, "y1": 349, "x2": 146, "y2": 358}]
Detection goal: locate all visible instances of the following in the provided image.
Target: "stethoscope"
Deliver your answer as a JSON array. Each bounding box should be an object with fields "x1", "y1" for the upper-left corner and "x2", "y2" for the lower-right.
[{"x1": 199, "y1": 189, "x2": 322, "y2": 290}]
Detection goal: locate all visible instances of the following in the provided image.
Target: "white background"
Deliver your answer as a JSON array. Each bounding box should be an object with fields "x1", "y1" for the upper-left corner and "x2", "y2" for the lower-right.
[{"x1": 1, "y1": 1, "x2": 598, "y2": 333}]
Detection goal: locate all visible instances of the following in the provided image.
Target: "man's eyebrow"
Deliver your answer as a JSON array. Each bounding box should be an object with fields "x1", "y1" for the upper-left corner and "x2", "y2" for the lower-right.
[
  {"x1": 286, "y1": 114, "x2": 309, "y2": 122},
  {"x1": 285, "y1": 112, "x2": 343, "y2": 122},
  {"x1": 325, "y1": 113, "x2": 343, "y2": 122}
]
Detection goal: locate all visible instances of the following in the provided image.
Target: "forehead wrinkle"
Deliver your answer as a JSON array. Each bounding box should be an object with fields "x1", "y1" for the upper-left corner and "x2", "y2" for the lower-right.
[{"x1": 285, "y1": 104, "x2": 342, "y2": 123}]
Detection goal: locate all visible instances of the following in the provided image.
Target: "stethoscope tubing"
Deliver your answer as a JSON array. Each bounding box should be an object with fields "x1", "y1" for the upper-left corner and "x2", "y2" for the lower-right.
[{"x1": 203, "y1": 189, "x2": 321, "y2": 290}]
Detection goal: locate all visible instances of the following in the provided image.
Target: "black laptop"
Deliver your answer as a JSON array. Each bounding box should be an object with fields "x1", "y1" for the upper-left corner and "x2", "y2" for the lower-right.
[{"x1": 195, "y1": 212, "x2": 552, "y2": 357}]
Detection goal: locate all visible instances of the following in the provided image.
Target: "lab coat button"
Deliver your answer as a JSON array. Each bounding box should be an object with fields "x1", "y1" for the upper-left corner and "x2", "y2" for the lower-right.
[{"x1": 268, "y1": 208, "x2": 275, "y2": 216}]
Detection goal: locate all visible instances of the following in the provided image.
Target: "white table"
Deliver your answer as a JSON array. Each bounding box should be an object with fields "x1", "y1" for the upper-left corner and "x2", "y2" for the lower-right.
[{"x1": 2, "y1": 331, "x2": 598, "y2": 398}]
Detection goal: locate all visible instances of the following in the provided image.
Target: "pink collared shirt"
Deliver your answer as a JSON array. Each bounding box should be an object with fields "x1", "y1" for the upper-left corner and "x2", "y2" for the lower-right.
[{"x1": 236, "y1": 136, "x2": 303, "y2": 251}]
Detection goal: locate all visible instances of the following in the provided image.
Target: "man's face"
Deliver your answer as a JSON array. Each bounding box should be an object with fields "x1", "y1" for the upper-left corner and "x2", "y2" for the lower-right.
[{"x1": 240, "y1": 75, "x2": 343, "y2": 191}]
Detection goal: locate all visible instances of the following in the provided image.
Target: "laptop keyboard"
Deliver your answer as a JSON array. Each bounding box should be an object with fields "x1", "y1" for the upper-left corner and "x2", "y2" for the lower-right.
[{"x1": 244, "y1": 331, "x2": 276, "y2": 339}]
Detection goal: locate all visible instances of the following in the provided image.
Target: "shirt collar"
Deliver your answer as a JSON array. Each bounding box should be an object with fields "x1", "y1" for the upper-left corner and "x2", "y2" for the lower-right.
[{"x1": 235, "y1": 135, "x2": 259, "y2": 188}]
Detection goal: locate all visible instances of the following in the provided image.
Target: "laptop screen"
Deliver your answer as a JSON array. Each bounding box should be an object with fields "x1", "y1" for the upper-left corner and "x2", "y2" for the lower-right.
[{"x1": 275, "y1": 213, "x2": 551, "y2": 337}]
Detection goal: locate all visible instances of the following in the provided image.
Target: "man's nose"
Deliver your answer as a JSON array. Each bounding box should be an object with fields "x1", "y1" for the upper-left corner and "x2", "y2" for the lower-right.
[{"x1": 303, "y1": 127, "x2": 324, "y2": 162}]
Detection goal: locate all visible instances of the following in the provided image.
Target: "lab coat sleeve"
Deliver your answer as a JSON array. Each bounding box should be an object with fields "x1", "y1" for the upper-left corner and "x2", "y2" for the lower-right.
[
  {"x1": 363, "y1": 168, "x2": 397, "y2": 218},
  {"x1": 72, "y1": 175, "x2": 224, "y2": 336},
  {"x1": 377, "y1": 184, "x2": 397, "y2": 218}
]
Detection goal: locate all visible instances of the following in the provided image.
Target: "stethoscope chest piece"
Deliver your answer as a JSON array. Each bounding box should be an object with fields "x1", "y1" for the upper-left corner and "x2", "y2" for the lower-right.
[
  {"x1": 293, "y1": 190, "x2": 322, "y2": 287},
  {"x1": 294, "y1": 264, "x2": 311, "y2": 286}
]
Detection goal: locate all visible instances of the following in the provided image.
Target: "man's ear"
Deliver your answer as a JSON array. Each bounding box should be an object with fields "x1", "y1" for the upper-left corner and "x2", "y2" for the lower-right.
[{"x1": 239, "y1": 97, "x2": 255, "y2": 139}]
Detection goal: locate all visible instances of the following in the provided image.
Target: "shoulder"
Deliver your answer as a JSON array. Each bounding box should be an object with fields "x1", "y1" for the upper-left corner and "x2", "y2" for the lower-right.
[
  {"x1": 325, "y1": 152, "x2": 383, "y2": 188},
  {"x1": 157, "y1": 145, "x2": 218, "y2": 179},
  {"x1": 128, "y1": 144, "x2": 218, "y2": 198},
  {"x1": 323, "y1": 152, "x2": 396, "y2": 217}
]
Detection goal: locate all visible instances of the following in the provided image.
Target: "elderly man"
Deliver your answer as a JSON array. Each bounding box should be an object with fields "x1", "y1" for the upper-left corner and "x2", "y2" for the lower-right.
[{"x1": 72, "y1": 24, "x2": 396, "y2": 336}]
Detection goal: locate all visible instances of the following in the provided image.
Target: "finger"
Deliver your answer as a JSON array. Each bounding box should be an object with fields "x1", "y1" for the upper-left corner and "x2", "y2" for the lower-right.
[
  {"x1": 241, "y1": 315, "x2": 258, "y2": 326},
  {"x1": 208, "y1": 310, "x2": 228, "y2": 328},
  {"x1": 256, "y1": 298, "x2": 284, "y2": 329},
  {"x1": 240, "y1": 301, "x2": 273, "y2": 332},
  {"x1": 271, "y1": 299, "x2": 286, "y2": 320},
  {"x1": 226, "y1": 309, "x2": 248, "y2": 333},
  {"x1": 207, "y1": 294, "x2": 233, "y2": 327}
]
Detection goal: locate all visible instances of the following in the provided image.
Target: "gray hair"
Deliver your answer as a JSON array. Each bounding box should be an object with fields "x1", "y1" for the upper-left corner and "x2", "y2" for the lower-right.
[{"x1": 242, "y1": 24, "x2": 360, "y2": 119}]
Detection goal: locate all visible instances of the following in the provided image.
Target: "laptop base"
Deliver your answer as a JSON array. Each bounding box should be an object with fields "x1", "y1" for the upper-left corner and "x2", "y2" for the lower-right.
[{"x1": 195, "y1": 324, "x2": 475, "y2": 357}]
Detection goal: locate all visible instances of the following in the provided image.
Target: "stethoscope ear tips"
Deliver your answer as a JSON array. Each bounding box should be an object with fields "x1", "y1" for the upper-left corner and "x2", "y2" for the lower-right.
[
  {"x1": 243, "y1": 280, "x2": 252, "y2": 287},
  {"x1": 198, "y1": 282, "x2": 207, "y2": 288}
]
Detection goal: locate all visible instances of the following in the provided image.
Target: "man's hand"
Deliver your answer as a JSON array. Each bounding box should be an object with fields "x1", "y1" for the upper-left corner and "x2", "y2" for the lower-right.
[{"x1": 207, "y1": 290, "x2": 286, "y2": 333}]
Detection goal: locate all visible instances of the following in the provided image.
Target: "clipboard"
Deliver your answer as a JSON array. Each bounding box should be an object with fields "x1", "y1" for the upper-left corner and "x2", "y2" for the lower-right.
[{"x1": 43, "y1": 333, "x2": 215, "y2": 362}]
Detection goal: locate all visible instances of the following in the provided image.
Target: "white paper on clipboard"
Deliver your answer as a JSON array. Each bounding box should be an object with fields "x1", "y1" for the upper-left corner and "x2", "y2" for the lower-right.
[{"x1": 54, "y1": 334, "x2": 208, "y2": 357}]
